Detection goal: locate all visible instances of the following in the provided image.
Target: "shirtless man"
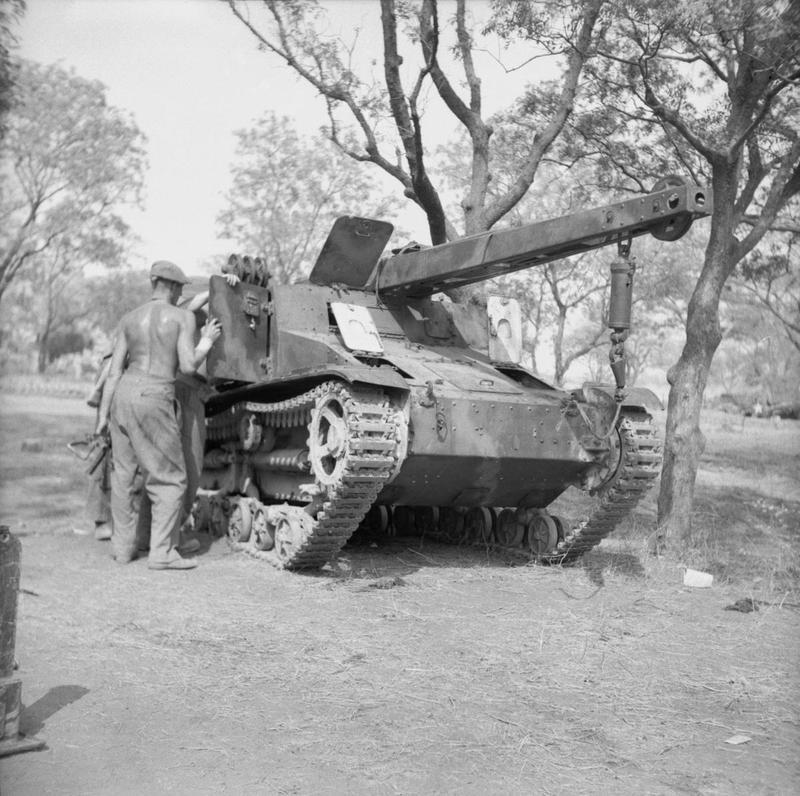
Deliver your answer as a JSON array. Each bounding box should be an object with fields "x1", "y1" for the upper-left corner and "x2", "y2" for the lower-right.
[
  {"x1": 96, "y1": 260, "x2": 222, "y2": 570},
  {"x1": 134, "y1": 273, "x2": 240, "y2": 552}
]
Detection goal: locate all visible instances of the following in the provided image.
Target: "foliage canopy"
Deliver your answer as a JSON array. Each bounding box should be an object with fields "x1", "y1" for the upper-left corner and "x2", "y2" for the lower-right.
[{"x1": 0, "y1": 59, "x2": 147, "y2": 306}]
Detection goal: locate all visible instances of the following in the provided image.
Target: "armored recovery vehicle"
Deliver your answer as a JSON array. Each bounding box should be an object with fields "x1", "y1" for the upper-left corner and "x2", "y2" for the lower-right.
[{"x1": 199, "y1": 177, "x2": 710, "y2": 569}]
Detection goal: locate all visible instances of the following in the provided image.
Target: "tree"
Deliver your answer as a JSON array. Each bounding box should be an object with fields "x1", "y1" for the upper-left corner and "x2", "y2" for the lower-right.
[
  {"x1": 734, "y1": 234, "x2": 800, "y2": 352},
  {"x1": 0, "y1": 59, "x2": 147, "y2": 306},
  {"x1": 218, "y1": 111, "x2": 401, "y2": 284},
  {"x1": 712, "y1": 234, "x2": 800, "y2": 407},
  {"x1": 0, "y1": 0, "x2": 24, "y2": 139},
  {"x1": 224, "y1": 0, "x2": 604, "y2": 248},
  {"x1": 225, "y1": 0, "x2": 799, "y2": 547},
  {"x1": 82, "y1": 269, "x2": 153, "y2": 340},
  {"x1": 30, "y1": 241, "x2": 93, "y2": 372},
  {"x1": 573, "y1": 0, "x2": 800, "y2": 544},
  {"x1": 0, "y1": 266, "x2": 156, "y2": 375}
]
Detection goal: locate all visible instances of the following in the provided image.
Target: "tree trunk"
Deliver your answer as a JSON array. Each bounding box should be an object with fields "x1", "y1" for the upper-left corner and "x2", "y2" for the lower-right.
[
  {"x1": 37, "y1": 336, "x2": 48, "y2": 374},
  {"x1": 656, "y1": 335, "x2": 715, "y2": 544},
  {"x1": 657, "y1": 163, "x2": 739, "y2": 544},
  {"x1": 553, "y1": 309, "x2": 567, "y2": 386}
]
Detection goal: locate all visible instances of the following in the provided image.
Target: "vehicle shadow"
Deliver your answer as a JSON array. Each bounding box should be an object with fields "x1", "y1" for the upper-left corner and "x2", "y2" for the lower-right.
[
  {"x1": 20, "y1": 684, "x2": 90, "y2": 736},
  {"x1": 304, "y1": 533, "x2": 542, "y2": 582},
  {"x1": 579, "y1": 548, "x2": 647, "y2": 587},
  {"x1": 312, "y1": 533, "x2": 649, "y2": 587}
]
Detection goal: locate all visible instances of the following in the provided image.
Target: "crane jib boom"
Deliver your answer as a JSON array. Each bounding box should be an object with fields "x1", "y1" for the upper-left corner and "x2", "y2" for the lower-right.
[{"x1": 375, "y1": 182, "x2": 711, "y2": 299}]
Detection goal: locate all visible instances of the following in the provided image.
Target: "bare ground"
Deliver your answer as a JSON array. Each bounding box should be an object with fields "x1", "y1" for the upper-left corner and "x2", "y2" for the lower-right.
[{"x1": 0, "y1": 393, "x2": 798, "y2": 795}]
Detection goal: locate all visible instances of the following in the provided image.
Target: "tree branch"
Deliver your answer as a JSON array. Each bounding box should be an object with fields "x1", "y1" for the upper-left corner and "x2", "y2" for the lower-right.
[
  {"x1": 483, "y1": 0, "x2": 604, "y2": 228},
  {"x1": 735, "y1": 140, "x2": 800, "y2": 261}
]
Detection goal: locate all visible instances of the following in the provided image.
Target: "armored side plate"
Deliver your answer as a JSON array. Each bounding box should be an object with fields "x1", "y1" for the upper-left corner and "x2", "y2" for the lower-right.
[
  {"x1": 309, "y1": 217, "x2": 394, "y2": 288},
  {"x1": 206, "y1": 275, "x2": 271, "y2": 383}
]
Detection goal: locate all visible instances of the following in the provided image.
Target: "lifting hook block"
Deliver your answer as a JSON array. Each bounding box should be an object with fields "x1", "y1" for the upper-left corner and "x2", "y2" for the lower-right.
[
  {"x1": 607, "y1": 237, "x2": 636, "y2": 400},
  {"x1": 608, "y1": 238, "x2": 636, "y2": 331}
]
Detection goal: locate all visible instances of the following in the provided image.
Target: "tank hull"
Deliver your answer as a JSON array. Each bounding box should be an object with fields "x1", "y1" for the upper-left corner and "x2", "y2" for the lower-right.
[
  {"x1": 195, "y1": 182, "x2": 713, "y2": 567},
  {"x1": 199, "y1": 276, "x2": 653, "y2": 569},
  {"x1": 378, "y1": 384, "x2": 592, "y2": 508}
]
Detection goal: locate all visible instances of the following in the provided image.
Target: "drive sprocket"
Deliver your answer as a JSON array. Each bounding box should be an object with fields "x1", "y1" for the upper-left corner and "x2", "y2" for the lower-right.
[{"x1": 222, "y1": 380, "x2": 406, "y2": 570}]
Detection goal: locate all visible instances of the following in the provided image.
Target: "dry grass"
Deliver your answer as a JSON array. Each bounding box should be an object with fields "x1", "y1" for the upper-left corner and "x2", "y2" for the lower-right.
[
  {"x1": 1, "y1": 393, "x2": 799, "y2": 795},
  {"x1": 0, "y1": 394, "x2": 94, "y2": 530},
  {"x1": 11, "y1": 530, "x2": 799, "y2": 795}
]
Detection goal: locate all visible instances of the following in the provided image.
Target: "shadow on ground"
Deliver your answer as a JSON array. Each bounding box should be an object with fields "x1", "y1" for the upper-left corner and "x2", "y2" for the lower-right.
[
  {"x1": 579, "y1": 549, "x2": 647, "y2": 586},
  {"x1": 20, "y1": 685, "x2": 89, "y2": 736}
]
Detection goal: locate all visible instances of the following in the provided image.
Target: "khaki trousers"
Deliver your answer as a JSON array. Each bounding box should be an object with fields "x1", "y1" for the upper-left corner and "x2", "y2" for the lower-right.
[
  {"x1": 175, "y1": 377, "x2": 207, "y2": 523},
  {"x1": 109, "y1": 371, "x2": 186, "y2": 563}
]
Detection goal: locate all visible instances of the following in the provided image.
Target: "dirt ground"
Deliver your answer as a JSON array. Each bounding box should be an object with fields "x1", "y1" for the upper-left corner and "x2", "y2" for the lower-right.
[{"x1": 0, "y1": 393, "x2": 798, "y2": 795}]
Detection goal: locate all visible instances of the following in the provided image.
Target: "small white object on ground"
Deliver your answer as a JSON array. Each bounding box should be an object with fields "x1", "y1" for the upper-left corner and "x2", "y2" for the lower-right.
[
  {"x1": 724, "y1": 734, "x2": 751, "y2": 745},
  {"x1": 683, "y1": 568, "x2": 714, "y2": 588}
]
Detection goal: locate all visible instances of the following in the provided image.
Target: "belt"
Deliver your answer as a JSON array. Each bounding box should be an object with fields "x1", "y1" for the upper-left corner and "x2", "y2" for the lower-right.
[{"x1": 122, "y1": 368, "x2": 175, "y2": 386}]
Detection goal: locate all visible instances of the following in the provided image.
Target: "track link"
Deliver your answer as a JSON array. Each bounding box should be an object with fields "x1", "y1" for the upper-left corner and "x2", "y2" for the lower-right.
[
  {"x1": 219, "y1": 381, "x2": 405, "y2": 570},
  {"x1": 352, "y1": 410, "x2": 662, "y2": 566},
  {"x1": 537, "y1": 411, "x2": 662, "y2": 564},
  {"x1": 209, "y1": 401, "x2": 659, "y2": 568}
]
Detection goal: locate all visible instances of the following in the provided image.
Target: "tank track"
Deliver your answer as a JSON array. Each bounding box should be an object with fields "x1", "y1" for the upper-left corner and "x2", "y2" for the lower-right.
[
  {"x1": 210, "y1": 399, "x2": 658, "y2": 568},
  {"x1": 217, "y1": 381, "x2": 404, "y2": 570},
  {"x1": 537, "y1": 410, "x2": 662, "y2": 564},
  {"x1": 355, "y1": 410, "x2": 661, "y2": 566}
]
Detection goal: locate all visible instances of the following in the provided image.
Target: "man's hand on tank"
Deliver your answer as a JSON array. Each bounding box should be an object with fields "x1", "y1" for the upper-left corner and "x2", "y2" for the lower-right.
[
  {"x1": 224, "y1": 274, "x2": 240, "y2": 287},
  {"x1": 195, "y1": 318, "x2": 222, "y2": 359},
  {"x1": 201, "y1": 317, "x2": 223, "y2": 343}
]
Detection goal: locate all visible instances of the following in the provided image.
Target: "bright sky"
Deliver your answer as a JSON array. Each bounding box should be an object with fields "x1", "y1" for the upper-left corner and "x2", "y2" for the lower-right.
[{"x1": 18, "y1": 0, "x2": 538, "y2": 273}]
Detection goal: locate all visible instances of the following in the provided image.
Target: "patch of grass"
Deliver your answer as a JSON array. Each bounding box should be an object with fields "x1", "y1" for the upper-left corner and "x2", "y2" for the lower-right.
[
  {"x1": 665, "y1": 486, "x2": 800, "y2": 594},
  {"x1": 4, "y1": 397, "x2": 800, "y2": 795},
  {"x1": 0, "y1": 402, "x2": 92, "y2": 530},
  {"x1": 701, "y1": 412, "x2": 800, "y2": 475}
]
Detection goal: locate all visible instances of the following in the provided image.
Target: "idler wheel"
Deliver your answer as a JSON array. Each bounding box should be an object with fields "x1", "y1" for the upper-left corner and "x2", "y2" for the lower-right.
[
  {"x1": 587, "y1": 428, "x2": 622, "y2": 493},
  {"x1": 464, "y1": 507, "x2": 494, "y2": 544},
  {"x1": 227, "y1": 499, "x2": 253, "y2": 543},
  {"x1": 495, "y1": 508, "x2": 524, "y2": 547},
  {"x1": 527, "y1": 514, "x2": 559, "y2": 556},
  {"x1": 438, "y1": 508, "x2": 464, "y2": 543},
  {"x1": 251, "y1": 505, "x2": 275, "y2": 551}
]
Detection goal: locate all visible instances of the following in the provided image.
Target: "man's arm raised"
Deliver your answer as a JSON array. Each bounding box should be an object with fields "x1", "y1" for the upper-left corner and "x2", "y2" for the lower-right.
[
  {"x1": 182, "y1": 273, "x2": 240, "y2": 314},
  {"x1": 177, "y1": 309, "x2": 222, "y2": 376}
]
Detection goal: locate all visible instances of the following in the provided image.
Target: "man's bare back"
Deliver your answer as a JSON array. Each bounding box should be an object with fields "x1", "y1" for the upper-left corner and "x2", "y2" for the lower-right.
[
  {"x1": 122, "y1": 300, "x2": 196, "y2": 380},
  {"x1": 95, "y1": 268, "x2": 222, "y2": 436}
]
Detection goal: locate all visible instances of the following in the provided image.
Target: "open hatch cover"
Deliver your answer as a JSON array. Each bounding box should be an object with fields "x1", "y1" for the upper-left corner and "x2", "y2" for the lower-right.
[{"x1": 309, "y1": 216, "x2": 394, "y2": 289}]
